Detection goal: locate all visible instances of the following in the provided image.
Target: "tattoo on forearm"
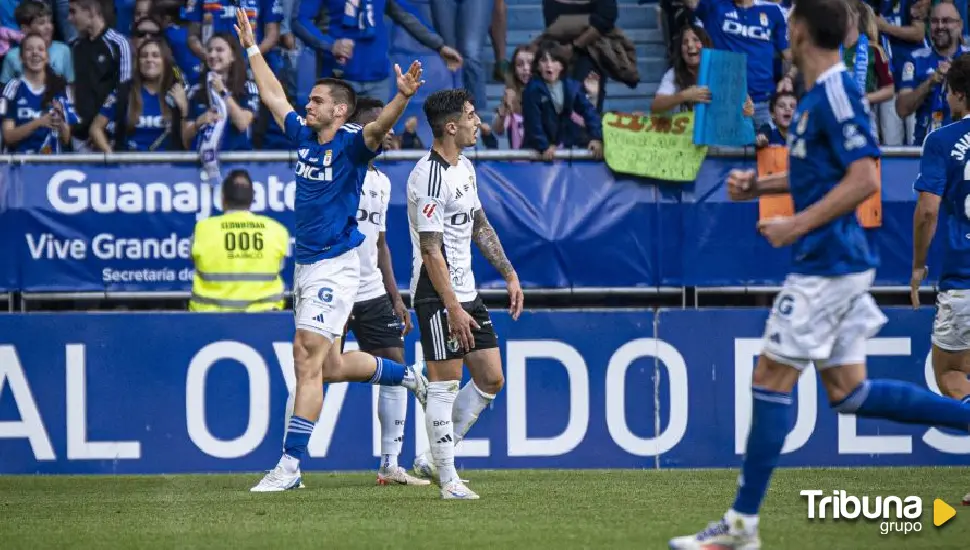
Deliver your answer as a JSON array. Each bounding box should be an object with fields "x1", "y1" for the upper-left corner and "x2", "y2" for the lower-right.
[
  {"x1": 419, "y1": 231, "x2": 443, "y2": 256},
  {"x1": 472, "y1": 210, "x2": 514, "y2": 279}
]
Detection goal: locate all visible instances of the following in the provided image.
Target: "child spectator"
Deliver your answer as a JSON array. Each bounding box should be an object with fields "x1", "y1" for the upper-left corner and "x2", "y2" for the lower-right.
[
  {"x1": 652, "y1": 25, "x2": 756, "y2": 117},
  {"x1": 89, "y1": 38, "x2": 187, "y2": 152},
  {"x1": 492, "y1": 44, "x2": 533, "y2": 148},
  {"x1": 1, "y1": 1, "x2": 72, "y2": 85},
  {"x1": 755, "y1": 90, "x2": 796, "y2": 147},
  {"x1": 183, "y1": 32, "x2": 258, "y2": 152},
  {"x1": 522, "y1": 42, "x2": 603, "y2": 160},
  {"x1": 0, "y1": 33, "x2": 75, "y2": 153}
]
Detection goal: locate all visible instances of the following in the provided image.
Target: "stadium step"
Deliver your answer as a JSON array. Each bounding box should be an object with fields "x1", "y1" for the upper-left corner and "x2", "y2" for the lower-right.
[{"x1": 505, "y1": 4, "x2": 658, "y2": 31}]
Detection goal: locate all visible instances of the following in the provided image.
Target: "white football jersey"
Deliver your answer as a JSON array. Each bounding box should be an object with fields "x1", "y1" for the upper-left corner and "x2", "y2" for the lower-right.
[
  {"x1": 356, "y1": 168, "x2": 391, "y2": 302},
  {"x1": 407, "y1": 150, "x2": 481, "y2": 304}
]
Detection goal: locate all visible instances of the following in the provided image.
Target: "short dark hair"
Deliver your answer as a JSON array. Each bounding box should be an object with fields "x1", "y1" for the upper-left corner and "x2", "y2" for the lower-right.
[
  {"x1": 948, "y1": 54, "x2": 970, "y2": 109},
  {"x1": 351, "y1": 96, "x2": 384, "y2": 124},
  {"x1": 770, "y1": 91, "x2": 797, "y2": 110},
  {"x1": 15, "y1": 0, "x2": 52, "y2": 27},
  {"x1": 423, "y1": 89, "x2": 473, "y2": 138},
  {"x1": 222, "y1": 169, "x2": 254, "y2": 210},
  {"x1": 313, "y1": 78, "x2": 357, "y2": 113},
  {"x1": 791, "y1": 0, "x2": 849, "y2": 50}
]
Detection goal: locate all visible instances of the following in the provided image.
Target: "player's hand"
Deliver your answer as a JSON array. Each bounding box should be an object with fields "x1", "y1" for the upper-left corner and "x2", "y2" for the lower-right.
[
  {"x1": 438, "y1": 46, "x2": 463, "y2": 71},
  {"x1": 755, "y1": 133, "x2": 769, "y2": 148},
  {"x1": 393, "y1": 298, "x2": 413, "y2": 336},
  {"x1": 447, "y1": 304, "x2": 479, "y2": 352},
  {"x1": 757, "y1": 216, "x2": 802, "y2": 248},
  {"x1": 936, "y1": 60, "x2": 952, "y2": 83},
  {"x1": 395, "y1": 61, "x2": 425, "y2": 98},
  {"x1": 507, "y1": 276, "x2": 524, "y2": 321},
  {"x1": 234, "y1": 8, "x2": 256, "y2": 49},
  {"x1": 910, "y1": 266, "x2": 928, "y2": 309},
  {"x1": 727, "y1": 169, "x2": 758, "y2": 201}
]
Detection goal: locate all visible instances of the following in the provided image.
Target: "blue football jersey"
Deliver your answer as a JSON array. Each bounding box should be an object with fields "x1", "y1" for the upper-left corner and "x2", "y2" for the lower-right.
[
  {"x1": 693, "y1": 0, "x2": 789, "y2": 101},
  {"x1": 285, "y1": 111, "x2": 381, "y2": 264},
  {"x1": 786, "y1": 63, "x2": 880, "y2": 276},
  {"x1": 898, "y1": 45, "x2": 970, "y2": 146},
  {"x1": 184, "y1": 0, "x2": 283, "y2": 43},
  {"x1": 0, "y1": 78, "x2": 77, "y2": 153},
  {"x1": 99, "y1": 86, "x2": 171, "y2": 151},
  {"x1": 913, "y1": 116, "x2": 970, "y2": 290}
]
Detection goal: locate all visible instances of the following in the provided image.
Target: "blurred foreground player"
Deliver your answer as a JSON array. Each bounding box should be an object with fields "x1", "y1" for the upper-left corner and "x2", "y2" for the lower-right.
[
  {"x1": 670, "y1": 0, "x2": 970, "y2": 546},
  {"x1": 189, "y1": 169, "x2": 288, "y2": 312},
  {"x1": 406, "y1": 89, "x2": 524, "y2": 499},
  {"x1": 343, "y1": 97, "x2": 428, "y2": 487},
  {"x1": 234, "y1": 9, "x2": 429, "y2": 493},
  {"x1": 909, "y1": 54, "x2": 970, "y2": 507}
]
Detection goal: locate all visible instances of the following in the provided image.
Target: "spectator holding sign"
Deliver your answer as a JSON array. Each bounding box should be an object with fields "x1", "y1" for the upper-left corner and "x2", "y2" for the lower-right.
[
  {"x1": 522, "y1": 42, "x2": 603, "y2": 160},
  {"x1": 683, "y1": 0, "x2": 790, "y2": 127},
  {"x1": 896, "y1": 0, "x2": 968, "y2": 145},
  {"x1": 652, "y1": 25, "x2": 756, "y2": 117}
]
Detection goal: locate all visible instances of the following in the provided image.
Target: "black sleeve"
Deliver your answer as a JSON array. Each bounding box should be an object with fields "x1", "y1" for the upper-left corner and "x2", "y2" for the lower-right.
[
  {"x1": 113, "y1": 81, "x2": 131, "y2": 152},
  {"x1": 590, "y1": 0, "x2": 618, "y2": 33}
]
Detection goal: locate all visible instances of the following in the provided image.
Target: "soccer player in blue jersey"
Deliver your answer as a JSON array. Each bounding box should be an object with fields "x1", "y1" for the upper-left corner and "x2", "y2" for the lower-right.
[
  {"x1": 683, "y1": 0, "x2": 790, "y2": 126},
  {"x1": 910, "y1": 53, "x2": 970, "y2": 507},
  {"x1": 234, "y1": 10, "x2": 429, "y2": 493},
  {"x1": 670, "y1": 0, "x2": 970, "y2": 546}
]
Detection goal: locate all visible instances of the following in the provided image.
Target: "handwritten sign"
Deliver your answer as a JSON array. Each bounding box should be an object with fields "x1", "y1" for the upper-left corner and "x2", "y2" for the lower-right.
[
  {"x1": 602, "y1": 111, "x2": 708, "y2": 182},
  {"x1": 757, "y1": 147, "x2": 882, "y2": 228},
  {"x1": 694, "y1": 49, "x2": 756, "y2": 147}
]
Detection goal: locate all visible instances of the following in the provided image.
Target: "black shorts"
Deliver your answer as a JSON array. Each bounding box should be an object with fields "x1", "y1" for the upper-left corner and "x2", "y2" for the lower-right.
[
  {"x1": 346, "y1": 294, "x2": 404, "y2": 351},
  {"x1": 415, "y1": 296, "x2": 498, "y2": 361}
]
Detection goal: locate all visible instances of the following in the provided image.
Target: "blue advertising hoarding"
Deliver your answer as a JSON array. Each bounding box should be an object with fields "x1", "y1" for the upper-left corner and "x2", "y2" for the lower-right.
[{"x1": 1, "y1": 308, "x2": 965, "y2": 475}]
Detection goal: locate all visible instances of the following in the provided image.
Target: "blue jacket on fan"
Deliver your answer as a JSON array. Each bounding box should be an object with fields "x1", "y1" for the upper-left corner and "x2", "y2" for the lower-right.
[
  {"x1": 522, "y1": 77, "x2": 602, "y2": 151},
  {"x1": 294, "y1": 0, "x2": 398, "y2": 83}
]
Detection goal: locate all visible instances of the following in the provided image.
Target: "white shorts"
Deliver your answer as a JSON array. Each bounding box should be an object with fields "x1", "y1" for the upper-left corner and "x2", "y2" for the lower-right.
[
  {"x1": 932, "y1": 290, "x2": 970, "y2": 352},
  {"x1": 293, "y1": 249, "x2": 360, "y2": 341},
  {"x1": 762, "y1": 269, "x2": 887, "y2": 371}
]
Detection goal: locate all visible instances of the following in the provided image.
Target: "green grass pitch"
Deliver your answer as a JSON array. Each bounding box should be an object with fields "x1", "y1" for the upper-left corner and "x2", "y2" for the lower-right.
[{"x1": 0, "y1": 468, "x2": 966, "y2": 549}]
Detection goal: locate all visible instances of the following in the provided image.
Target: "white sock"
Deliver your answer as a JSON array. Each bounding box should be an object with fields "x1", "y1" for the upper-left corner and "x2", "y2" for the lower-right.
[
  {"x1": 453, "y1": 380, "x2": 495, "y2": 443},
  {"x1": 378, "y1": 385, "x2": 406, "y2": 470},
  {"x1": 425, "y1": 380, "x2": 460, "y2": 484}
]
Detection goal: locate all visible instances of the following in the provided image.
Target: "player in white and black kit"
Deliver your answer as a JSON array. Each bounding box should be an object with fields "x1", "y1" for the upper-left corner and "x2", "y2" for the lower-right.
[
  {"x1": 406, "y1": 89, "x2": 524, "y2": 500},
  {"x1": 342, "y1": 98, "x2": 428, "y2": 487}
]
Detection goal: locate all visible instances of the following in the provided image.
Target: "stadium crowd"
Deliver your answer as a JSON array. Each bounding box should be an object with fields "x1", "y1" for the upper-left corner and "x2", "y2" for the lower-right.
[
  {"x1": 658, "y1": 0, "x2": 970, "y2": 147},
  {"x1": 0, "y1": 0, "x2": 617, "y2": 158}
]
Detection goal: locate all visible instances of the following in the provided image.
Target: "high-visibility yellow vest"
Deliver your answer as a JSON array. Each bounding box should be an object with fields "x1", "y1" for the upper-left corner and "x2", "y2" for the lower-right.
[{"x1": 189, "y1": 210, "x2": 289, "y2": 312}]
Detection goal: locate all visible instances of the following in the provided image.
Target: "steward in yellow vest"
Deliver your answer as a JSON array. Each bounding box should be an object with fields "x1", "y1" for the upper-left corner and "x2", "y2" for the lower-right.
[{"x1": 189, "y1": 169, "x2": 289, "y2": 312}]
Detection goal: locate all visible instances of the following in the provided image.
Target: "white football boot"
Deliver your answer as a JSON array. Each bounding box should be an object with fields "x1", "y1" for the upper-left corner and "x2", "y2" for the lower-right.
[
  {"x1": 669, "y1": 511, "x2": 761, "y2": 550},
  {"x1": 440, "y1": 478, "x2": 479, "y2": 500},
  {"x1": 250, "y1": 463, "x2": 303, "y2": 492},
  {"x1": 377, "y1": 466, "x2": 431, "y2": 486}
]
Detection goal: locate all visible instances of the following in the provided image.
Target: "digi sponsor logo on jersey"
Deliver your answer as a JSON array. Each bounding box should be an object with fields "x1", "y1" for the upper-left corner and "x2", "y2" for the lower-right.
[
  {"x1": 722, "y1": 19, "x2": 771, "y2": 41},
  {"x1": 356, "y1": 208, "x2": 382, "y2": 226}
]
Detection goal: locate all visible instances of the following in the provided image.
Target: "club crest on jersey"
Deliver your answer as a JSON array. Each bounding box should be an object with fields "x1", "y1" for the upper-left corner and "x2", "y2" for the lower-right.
[
  {"x1": 760, "y1": 12, "x2": 768, "y2": 26},
  {"x1": 797, "y1": 112, "x2": 809, "y2": 134},
  {"x1": 324, "y1": 149, "x2": 332, "y2": 166}
]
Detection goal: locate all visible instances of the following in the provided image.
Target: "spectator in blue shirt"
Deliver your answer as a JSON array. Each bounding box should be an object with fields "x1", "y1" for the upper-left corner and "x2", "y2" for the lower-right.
[
  {"x1": 897, "y1": 0, "x2": 967, "y2": 144},
  {"x1": 755, "y1": 90, "x2": 796, "y2": 147},
  {"x1": 148, "y1": 3, "x2": 203, "y2": 87},
  {"x1": 522, "y1": 42, "x2": 602, "y2": 160},
  {"x1": 0, "y1": 33, "x2": 75, "y2": 153},
  {"x1": 89, "y1": 38, "x2": 187, "y2": 152},
  {"x1": 183, "y1": 32, "x2": 258, "y2": 151},
  {"x1": 1, "y1": 1, "x2": 73, "y2": 85},
  {"x1": 685, "y1": 0, "x2": 790, "y2": 127},
  {"x1": 875, "y1": 0, "x2": 928, "y2": 145},
  {"x1": 185, "y1": 0, "x2": 283, "y2": 62}
]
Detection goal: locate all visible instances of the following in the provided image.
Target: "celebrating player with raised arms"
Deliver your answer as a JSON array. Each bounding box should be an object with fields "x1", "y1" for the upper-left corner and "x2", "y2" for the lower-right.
[
  {"x1": 234, "y1": 9, "x2": 429, "y2": 493},
  {"x1": 406, "y1": 89, "x2": 525, "y2": 500},
  {"x1": 670, "y1": 0, "x2": 970, "y2": 546},
  {"x1": 910, "y1": 53, "x2": 970, "y2": 507}
]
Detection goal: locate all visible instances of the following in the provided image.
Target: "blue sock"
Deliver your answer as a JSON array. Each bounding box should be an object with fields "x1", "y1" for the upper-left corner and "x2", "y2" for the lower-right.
[
  {"x1": 732, "y1": 387, "x2": 793, "y2": 516},
  {"x1": 283, "y1": 415, "x2": 315, "y2": 462},
  {"x1": 833, "y1": 380, "x2": 970, "y2": 432},
  {"x1": 367, "y1": 357, "x2": 406, "y2": 386}
]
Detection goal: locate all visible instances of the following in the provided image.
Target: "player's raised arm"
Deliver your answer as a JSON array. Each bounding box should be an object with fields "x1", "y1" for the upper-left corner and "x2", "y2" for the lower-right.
[
  {"x1": 235, "y1": 8, "x2": 292, "y2": 129},
  {"x1": 362, "y1": 62, "x2": 425, "y2": 151},
  {"x1": 471, "y1": 208, "x2": 523, "y2": 320}
]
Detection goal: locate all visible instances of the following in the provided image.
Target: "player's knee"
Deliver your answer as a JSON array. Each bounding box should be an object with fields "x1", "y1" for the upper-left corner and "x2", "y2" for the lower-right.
[
  {"x1": 294, "y1": 332, "x2": 328, "y2": 383},
  {"x1": 476, "y1": 370, "x2": 504, "y2": 395}
]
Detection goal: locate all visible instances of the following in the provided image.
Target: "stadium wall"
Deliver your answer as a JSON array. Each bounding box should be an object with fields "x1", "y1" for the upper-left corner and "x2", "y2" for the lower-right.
[{"x1": 1, "y1": 308, "x2": 966, "y2": 475}]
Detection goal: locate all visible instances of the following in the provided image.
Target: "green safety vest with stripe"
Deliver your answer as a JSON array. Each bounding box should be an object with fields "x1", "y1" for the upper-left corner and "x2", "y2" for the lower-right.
[{"x1": 189, "y1": 210, "x2": 289, "y2": 312}]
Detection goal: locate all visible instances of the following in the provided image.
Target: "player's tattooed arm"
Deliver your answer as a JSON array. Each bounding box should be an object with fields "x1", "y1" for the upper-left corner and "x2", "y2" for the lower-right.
[
  {"x1": 419, "y1": 231, "x2": 462, "y2": 308},
  {"x1": 472, "y1": 209, "x2": 516, "y2": 281}
]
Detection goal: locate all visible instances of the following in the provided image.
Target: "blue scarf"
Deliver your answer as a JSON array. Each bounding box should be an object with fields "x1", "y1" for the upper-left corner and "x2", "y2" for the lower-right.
[
  {"x1": 841, "y1": 34, "x2": 869, "y2": 95},
  {"x1": 342, "y1": 0, "x2": 375, "y2": 38},
  {"x1": 198, "y1": 72, "x2": 228, "y2": 183}
]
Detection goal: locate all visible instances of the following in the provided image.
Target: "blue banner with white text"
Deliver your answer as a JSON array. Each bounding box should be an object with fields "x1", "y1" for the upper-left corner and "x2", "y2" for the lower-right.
[
  {"x1": 0, "y1": 156, "x2": 940, "y2": 293},
  {"x1": 0, "y1": 308, "x2": 965, "y2": 475}
]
